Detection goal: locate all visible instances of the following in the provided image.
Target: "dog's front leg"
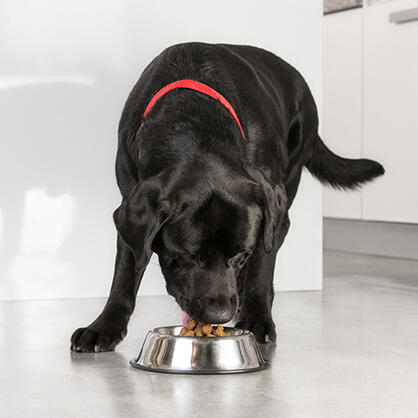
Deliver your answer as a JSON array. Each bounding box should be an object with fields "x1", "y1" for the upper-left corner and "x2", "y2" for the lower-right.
[
  {"x1": 70, "y1": 236, "x2": 141, "y2": 352},
  {"x1": 236, "y1": 248, "x2": 278, "y2": 344},
  {"x1": 236, "y1": 216, "x2": 290, "y2": 344}
]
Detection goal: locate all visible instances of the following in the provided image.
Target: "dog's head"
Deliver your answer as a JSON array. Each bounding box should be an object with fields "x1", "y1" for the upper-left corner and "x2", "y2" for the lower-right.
[{"x1": 113, "y1": 165, "x2": 285, "y2": 324}]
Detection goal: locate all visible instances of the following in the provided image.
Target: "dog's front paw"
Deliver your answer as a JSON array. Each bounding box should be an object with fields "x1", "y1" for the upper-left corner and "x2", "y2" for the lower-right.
[
  {"x1": 70, "y1": 325, "x2": 126, "y2": 353},
  {"x1": 235, "y1": 317, "x2": 276, "y2": 344}
]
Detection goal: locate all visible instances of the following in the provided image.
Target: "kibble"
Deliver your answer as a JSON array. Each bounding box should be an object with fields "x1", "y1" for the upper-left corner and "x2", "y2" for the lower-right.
[
  {"x1": 178, "y1": 324, "x2": 231, "y2": 338},
  {"x1": 201, "y1": 324, "x2": 213, "y2": 336},
  {"x1": 214, "y1": 325, "x2": 225, "y2": 337},
  {"x1": 187, "y1": 319, "x2": 197, "y2": 330}
]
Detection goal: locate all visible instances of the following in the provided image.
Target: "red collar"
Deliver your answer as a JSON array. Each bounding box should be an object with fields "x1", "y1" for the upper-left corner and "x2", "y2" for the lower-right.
[{"x1": 141, "y1": 79, "x2": 245, "y2": 139}]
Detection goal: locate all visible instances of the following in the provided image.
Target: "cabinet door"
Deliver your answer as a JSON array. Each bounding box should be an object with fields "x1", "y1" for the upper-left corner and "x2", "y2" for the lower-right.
[
  {"x1": 363, "y1": 0, "x2": 418, "y2": 223},
  {"x1": 323, "y1": 8, "x2": 363, "y2": 219}
]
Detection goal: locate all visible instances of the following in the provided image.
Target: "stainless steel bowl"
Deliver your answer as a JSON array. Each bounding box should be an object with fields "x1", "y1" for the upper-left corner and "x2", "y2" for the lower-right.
[{"x1": 130, "y1": 326, "x2": 269, "y2": 374}]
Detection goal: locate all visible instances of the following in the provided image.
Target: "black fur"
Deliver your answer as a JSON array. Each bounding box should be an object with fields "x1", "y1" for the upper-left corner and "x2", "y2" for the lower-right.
[
  {"x1": 306, "y1": 136, "x2": 384, "y2": 189},
  {"x1": 71, "y1": 42, "x2": 383, "y2": 351}
]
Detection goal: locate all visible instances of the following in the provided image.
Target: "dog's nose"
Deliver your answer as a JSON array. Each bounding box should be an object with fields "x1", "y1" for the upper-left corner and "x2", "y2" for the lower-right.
[
  {"x1": 204, "y1": 306, "x2": 234, "y2": 324},
  {"x1": 203, "y1": 294, "x2": 237, "y2": 324}
]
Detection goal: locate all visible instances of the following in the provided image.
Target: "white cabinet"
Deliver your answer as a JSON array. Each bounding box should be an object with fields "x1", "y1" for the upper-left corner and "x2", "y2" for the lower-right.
[
  {"x1": 363, "y1": 0, "x2": 418, "y2": 223},
  {"x1": 323, "y1": 1, "x2": 418, "y2": 223},
  {"x1": 323, "y1": 8, "x2": 363, "y2": 219}
]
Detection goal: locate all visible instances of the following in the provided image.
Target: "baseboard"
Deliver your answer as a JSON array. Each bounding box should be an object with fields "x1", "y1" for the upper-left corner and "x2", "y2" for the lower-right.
[{"x1": 323, "y1": 218, "x2": 418, "y2": 260}]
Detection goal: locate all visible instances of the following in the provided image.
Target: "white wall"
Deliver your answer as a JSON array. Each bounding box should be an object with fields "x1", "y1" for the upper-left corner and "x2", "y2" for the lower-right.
[{"x1": 0, "y1": 0, "x2": 322, "y2": 300}]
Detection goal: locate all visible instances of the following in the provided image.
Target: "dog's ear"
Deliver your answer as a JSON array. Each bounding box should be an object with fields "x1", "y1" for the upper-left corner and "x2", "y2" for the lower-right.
[
  {"x1": 254, "y1": 182, "x2": 287, "y2": 253},
  {"x1": 113, "y1": 176, "x2": 171, "y2": 272},
  {"x1": 244, "y1": 165, "x2": 287, "y2": 253}
]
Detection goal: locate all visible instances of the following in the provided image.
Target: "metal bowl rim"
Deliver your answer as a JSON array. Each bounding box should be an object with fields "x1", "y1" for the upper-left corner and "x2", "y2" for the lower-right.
[{"x1": 149, "y1": 325, "x2": 251, "y2": 339}]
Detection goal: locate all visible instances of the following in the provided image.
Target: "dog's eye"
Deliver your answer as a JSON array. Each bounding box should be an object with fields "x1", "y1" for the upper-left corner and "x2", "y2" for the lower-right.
[
  {"x1": 184, "y1": 250, "x2": 209, "y2": 265},
  {"x1": 179, "y1": 253, "x2": 201, "y2": 264},
  {"x1": 197, "y1": 250, "x2": 209, "y2": 262},
  {"x1": 167, "y1": 257, "x2": 180, "y2": 269}
]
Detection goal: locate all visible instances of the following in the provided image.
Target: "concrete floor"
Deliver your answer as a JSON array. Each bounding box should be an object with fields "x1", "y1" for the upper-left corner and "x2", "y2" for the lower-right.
[{"x1": 1, "y1": 250, "x2": 418, "y2": 418}]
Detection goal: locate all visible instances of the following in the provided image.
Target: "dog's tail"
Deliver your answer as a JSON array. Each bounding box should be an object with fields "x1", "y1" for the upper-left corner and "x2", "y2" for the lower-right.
[{"x1": 306, "y1": 136, "x2": 384, "y2": 189}]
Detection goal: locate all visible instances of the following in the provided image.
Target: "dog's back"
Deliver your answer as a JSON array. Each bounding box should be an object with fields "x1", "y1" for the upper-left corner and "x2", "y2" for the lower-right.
[{"x1": 119, "y1": 42, "x2": 383, "y2": 199}]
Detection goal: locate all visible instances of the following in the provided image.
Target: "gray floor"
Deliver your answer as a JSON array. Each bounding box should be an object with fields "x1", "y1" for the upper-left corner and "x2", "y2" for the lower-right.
[{"x1": 1, "y1": 251, "x2": 418, "y2": 418}]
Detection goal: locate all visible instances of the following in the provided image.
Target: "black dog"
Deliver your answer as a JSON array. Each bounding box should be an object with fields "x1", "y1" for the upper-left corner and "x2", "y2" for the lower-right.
[{"x1": 71, "y1": 42, "x2": 383, "y2": 351}]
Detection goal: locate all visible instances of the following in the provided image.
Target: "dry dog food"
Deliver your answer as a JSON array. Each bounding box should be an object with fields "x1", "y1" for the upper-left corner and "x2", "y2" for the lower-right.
[{"x1": 179, "y1": 321, "x2": 230, "y2": 337}]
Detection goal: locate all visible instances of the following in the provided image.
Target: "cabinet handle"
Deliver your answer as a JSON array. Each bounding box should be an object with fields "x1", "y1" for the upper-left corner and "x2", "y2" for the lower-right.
[{"x1": 389, "y1": 7, "x2": 418, "y2": 24}]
